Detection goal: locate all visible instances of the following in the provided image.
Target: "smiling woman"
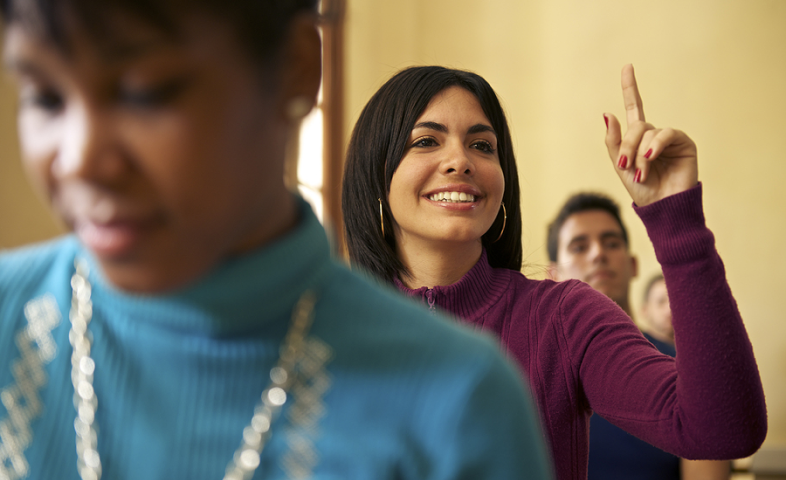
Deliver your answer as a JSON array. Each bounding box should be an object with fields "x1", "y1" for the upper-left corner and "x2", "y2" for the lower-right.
[
  {"x1": 0, "y1": 1, "x2": 553, "y2": 479},
  {"x1": 342, "y1": 67, "x2": 522, "y2": 284},
  {"x1": 341, "y1": 65, "x2": 768, "y2": 480}
]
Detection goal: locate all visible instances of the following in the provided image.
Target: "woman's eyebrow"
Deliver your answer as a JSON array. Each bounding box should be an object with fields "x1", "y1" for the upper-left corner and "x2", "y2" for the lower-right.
[
  {"x1": 3, "y1": 55, "x2": 34, "y2": 74},
  {"x1": 98, "y1": 38, "x2": 171, "y2": 64},
  {"x1": 467, "y1": 124, "x2": 496, "y2": 136},
  {"x1": 411, "y1": 122, "x2": 496, "y2": 137},
  {"x1": 412, "y1": 121, "x2": 447, "y2": 132},
  {"x1": 2, "y1": 38, "x2": 170, "y2": 74}
]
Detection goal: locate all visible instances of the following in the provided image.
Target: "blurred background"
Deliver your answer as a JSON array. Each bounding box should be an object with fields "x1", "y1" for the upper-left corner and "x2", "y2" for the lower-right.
[{"x1": 1, "y1": 0, "x2": 784, "y2": 469}]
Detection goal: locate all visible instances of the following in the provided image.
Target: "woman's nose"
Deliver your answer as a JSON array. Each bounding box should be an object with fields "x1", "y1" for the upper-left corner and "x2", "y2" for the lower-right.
[
  {"x1": 53, "y1": 104, "x2": 126, "y2": 183},
  {"x1": 440, "y1": 141, "x2": 475, "y2": 176}
]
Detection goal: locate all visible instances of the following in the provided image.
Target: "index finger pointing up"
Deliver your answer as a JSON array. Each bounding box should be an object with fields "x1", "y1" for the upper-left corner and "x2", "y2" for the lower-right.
[{"x1": 622, "y1": 64, "x2": 646, "y2": 125}]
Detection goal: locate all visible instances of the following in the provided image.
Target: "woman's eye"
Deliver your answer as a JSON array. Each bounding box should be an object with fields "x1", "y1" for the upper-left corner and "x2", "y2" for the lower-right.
[
  {"x1": 20, "y1": 88, "x2": 64, "y2": 114},
  {"x1": 411, "y1": 137, "x2": 438, "y2": 148},
  {"x1": 119, "y1": 77, "x2": 190, "y2": 108},
  {"x1": 471, "y1": 140, "x2": 496, "y2": 154}
]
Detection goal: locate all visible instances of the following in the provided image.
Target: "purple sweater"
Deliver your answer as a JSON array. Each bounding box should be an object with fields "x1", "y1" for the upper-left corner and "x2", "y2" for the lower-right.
[{"x1": 396, "y1": 185, "x2": 766, "y2": 480}]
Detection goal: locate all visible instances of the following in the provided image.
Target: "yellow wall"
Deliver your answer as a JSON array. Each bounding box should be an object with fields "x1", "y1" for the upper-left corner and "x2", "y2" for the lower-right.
[
  {"x1": 0, "y1": 76, "x2": 63, "y2": 247},
  {"x1": 345, "y1": 0, "x2": 786, "y2": 446},
  {"x1": 1, "y1": 0, "x2": 784, "y2": 447}
]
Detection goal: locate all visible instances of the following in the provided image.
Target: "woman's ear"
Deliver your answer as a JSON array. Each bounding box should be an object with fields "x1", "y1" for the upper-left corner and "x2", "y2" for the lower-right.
[{"x1": 278, "y1": 12, "x2": 322, "y2": 122}]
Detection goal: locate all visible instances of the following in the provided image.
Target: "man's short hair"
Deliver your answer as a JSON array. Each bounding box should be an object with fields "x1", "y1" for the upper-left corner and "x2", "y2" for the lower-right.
[{"x1": 547, "y1": 193, "x2": 629, "y2": 262}]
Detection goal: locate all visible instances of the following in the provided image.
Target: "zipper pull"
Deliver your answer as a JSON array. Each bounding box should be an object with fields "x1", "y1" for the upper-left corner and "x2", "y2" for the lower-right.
[{"x1": 426, "y1": 289, "x2": 436, "y2": 315}]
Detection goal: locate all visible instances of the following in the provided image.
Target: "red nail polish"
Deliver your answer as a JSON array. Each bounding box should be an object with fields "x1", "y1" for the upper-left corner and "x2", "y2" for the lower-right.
[
  {"x1": 634, "y1": 169, "x2": 642, "y2": 183},
  {"x1": 618, "y1": 155, "x2": 627, "y2": 169},
  {"x1": 604, "y1": 114, "x2": 609, "y2": 130},
  {"x1": 644, "y1": 148, "x2": 652, "y2": 159}
]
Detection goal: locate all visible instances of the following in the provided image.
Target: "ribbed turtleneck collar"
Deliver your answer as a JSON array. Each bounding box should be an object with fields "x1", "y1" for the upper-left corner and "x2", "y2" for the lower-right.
[
  {"x1": 394, "y1": 249, "x2": 512, "y2": 322},
  {"x1": 78, "y1": 197, "x2": 331, "y2": 336}
]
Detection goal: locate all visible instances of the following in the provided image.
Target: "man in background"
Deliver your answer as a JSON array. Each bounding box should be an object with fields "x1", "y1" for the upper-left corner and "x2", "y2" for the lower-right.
[{"x1": 547, "y1": 192, "x2": 731, "y2": 480}]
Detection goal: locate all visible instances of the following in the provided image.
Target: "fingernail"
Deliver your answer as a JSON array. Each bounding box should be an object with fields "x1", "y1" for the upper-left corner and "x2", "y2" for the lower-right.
[
  {"x1": 634, "y1": 168, "x2": 642, "y2": 183},
  {"x1": 618, "y1": 155, "x2": 627, "y2": 169},
  {"x1": 644, "y1": 148, "x2": 652, "y2": 159},
  {"x1": 603, "y1": 114, "x2": 609, "y2": 130}
]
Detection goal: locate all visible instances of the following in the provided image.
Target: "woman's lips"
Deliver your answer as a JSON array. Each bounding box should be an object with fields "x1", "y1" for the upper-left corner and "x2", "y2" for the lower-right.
[
  {"x1": 424, "y1": 185, "x2": 483, "y2": 210},
  {"x1": 424, "y1": 184, "x2": 482, "y2": 198},
  {"x1": 424, "y1": 195, "x2": 480, "y2": 211},
  {"x1": 427, "y1": 191, "x2": 477, "y2": 202},
  {"x1": 76, "y1": 220, "x2": 148, "y2": 258}
]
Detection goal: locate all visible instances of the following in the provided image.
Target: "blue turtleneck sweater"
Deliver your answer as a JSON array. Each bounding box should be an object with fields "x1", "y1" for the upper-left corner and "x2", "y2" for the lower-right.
[{"x1": 0, "y1": 201, "x2": 552, "y2": 480}]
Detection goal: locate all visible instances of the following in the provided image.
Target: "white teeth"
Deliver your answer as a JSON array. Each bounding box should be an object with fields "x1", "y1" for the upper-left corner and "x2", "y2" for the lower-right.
[{"x1": 428, "y1": 191, "x2": 476, "y2": 203}]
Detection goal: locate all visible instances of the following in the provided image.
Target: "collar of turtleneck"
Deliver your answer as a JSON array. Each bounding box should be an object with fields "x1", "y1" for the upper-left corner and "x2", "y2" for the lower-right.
[
  {"x1": 77, "y1": 197, "x2": 331, "y2": 337},
  {"x1": 393, "y1": 249, "x2": 512, "y2": 322}
]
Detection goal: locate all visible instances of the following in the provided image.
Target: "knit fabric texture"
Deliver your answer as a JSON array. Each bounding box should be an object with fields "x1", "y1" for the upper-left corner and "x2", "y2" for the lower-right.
[
  {"x1": 396, "y1": 184, "x2": 767, "y2": 480},
  {"x1": 0, "y1": 200, "x2": 553, "y2": 480},
  {"x1": 587, "y1": 332, "x2": 680, "y2": 480}
]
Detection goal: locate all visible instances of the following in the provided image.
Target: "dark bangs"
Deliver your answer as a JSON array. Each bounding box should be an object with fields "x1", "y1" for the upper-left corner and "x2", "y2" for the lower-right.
[{"x1": 0, "y1": 0, "x2": 318, "y2": 65}]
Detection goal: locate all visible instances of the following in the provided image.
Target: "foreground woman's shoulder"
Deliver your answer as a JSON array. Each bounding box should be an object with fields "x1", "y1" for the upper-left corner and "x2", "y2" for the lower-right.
[{"x1": 0, "y1": 236, "x2": 79, "y2": 300}]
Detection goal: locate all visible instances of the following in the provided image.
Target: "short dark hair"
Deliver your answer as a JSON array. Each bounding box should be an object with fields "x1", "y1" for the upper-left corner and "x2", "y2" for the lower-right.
[
  {"x1": 642, "y1": 273, "x2": 665, "y2": 303},
  {"x1": 342, "y1": 66, "x2": 522, "y2": 283},
  {"x1": 546, "y1": 192, "x2": 629, "y2": 262},
  {"x1": 0, "y1": 0, "x2": 318, "y2": 69}
]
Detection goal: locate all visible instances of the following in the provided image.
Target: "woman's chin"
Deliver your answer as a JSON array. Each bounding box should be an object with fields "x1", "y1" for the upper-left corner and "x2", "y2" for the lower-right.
[{"x1": 422, "y1": 233, "x2": 487, "y2": 248}]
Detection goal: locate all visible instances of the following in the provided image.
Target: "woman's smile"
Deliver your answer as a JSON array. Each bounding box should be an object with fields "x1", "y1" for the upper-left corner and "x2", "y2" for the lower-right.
[{"x1": 424, "y1": 184, "x2": 483, "y2": 211}]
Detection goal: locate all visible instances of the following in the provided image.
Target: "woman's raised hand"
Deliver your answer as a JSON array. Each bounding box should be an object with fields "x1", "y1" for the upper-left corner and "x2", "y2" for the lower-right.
[{"x1": 603, "y1": 64, "x2": 698, "y2": 207}]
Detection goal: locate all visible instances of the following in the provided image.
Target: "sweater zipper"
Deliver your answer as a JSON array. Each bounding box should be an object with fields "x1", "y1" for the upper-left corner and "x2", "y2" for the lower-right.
[{"x1": 426, "y1": 289, "x2": 436, "y2": 315}]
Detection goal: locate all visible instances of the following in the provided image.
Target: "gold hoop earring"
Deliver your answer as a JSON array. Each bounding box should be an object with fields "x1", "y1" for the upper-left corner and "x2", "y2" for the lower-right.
[
  {"x1": 378, "y1": 198, "x2": 385, "y2": 237},
  {"x1": 493, "y1": 202, "x2": 507, "y2": 243}
]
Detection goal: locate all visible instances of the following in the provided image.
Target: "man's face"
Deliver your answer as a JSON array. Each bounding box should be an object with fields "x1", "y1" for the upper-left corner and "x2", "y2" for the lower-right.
[{"x1": 552, "y1": 210, "x2": 636, "y2": 306}]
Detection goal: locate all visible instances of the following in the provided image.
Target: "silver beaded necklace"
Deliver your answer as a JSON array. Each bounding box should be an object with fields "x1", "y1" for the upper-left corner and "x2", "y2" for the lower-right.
[{"x1": 69, "y1": 259, "x2": 317, "y2": 480}]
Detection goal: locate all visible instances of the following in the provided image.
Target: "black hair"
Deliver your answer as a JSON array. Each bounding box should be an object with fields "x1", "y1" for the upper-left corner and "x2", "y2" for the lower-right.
[
  {"x1": 546, "y1": 192, "x2": 629, "y2": 262},
  {"x1": 642, "y1": 273, "x2": 665, "y2": 303},
  {"x1": 0, "y1": 0, "x2": 318, "y2": 68},
  {"x1": 342, "y1": 66, "x2": 522, "y2": 284}
]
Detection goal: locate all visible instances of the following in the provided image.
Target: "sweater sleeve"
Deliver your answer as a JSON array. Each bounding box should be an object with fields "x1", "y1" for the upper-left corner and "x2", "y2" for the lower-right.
[{"x1": 564, "y1": 184, "x2": 766, "y2": 460}]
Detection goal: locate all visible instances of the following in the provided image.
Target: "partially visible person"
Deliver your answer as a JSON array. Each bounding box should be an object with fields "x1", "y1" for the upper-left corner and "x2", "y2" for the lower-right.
[
  {"x1": 0, "y1": 1, "x2": 554, "y2": 479},
  {"x1": 342, "y1": 64, "x2": 767, "y2": 480},
  {"x1": 640, "y1": 273, "x2": 673, "y2": 343},
  {"x1": 548, "y1": 194, "x2": 730, "y2": 480},
  {"x1": 640, "y1": 275, "x2": 732, "y2": 480}
]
